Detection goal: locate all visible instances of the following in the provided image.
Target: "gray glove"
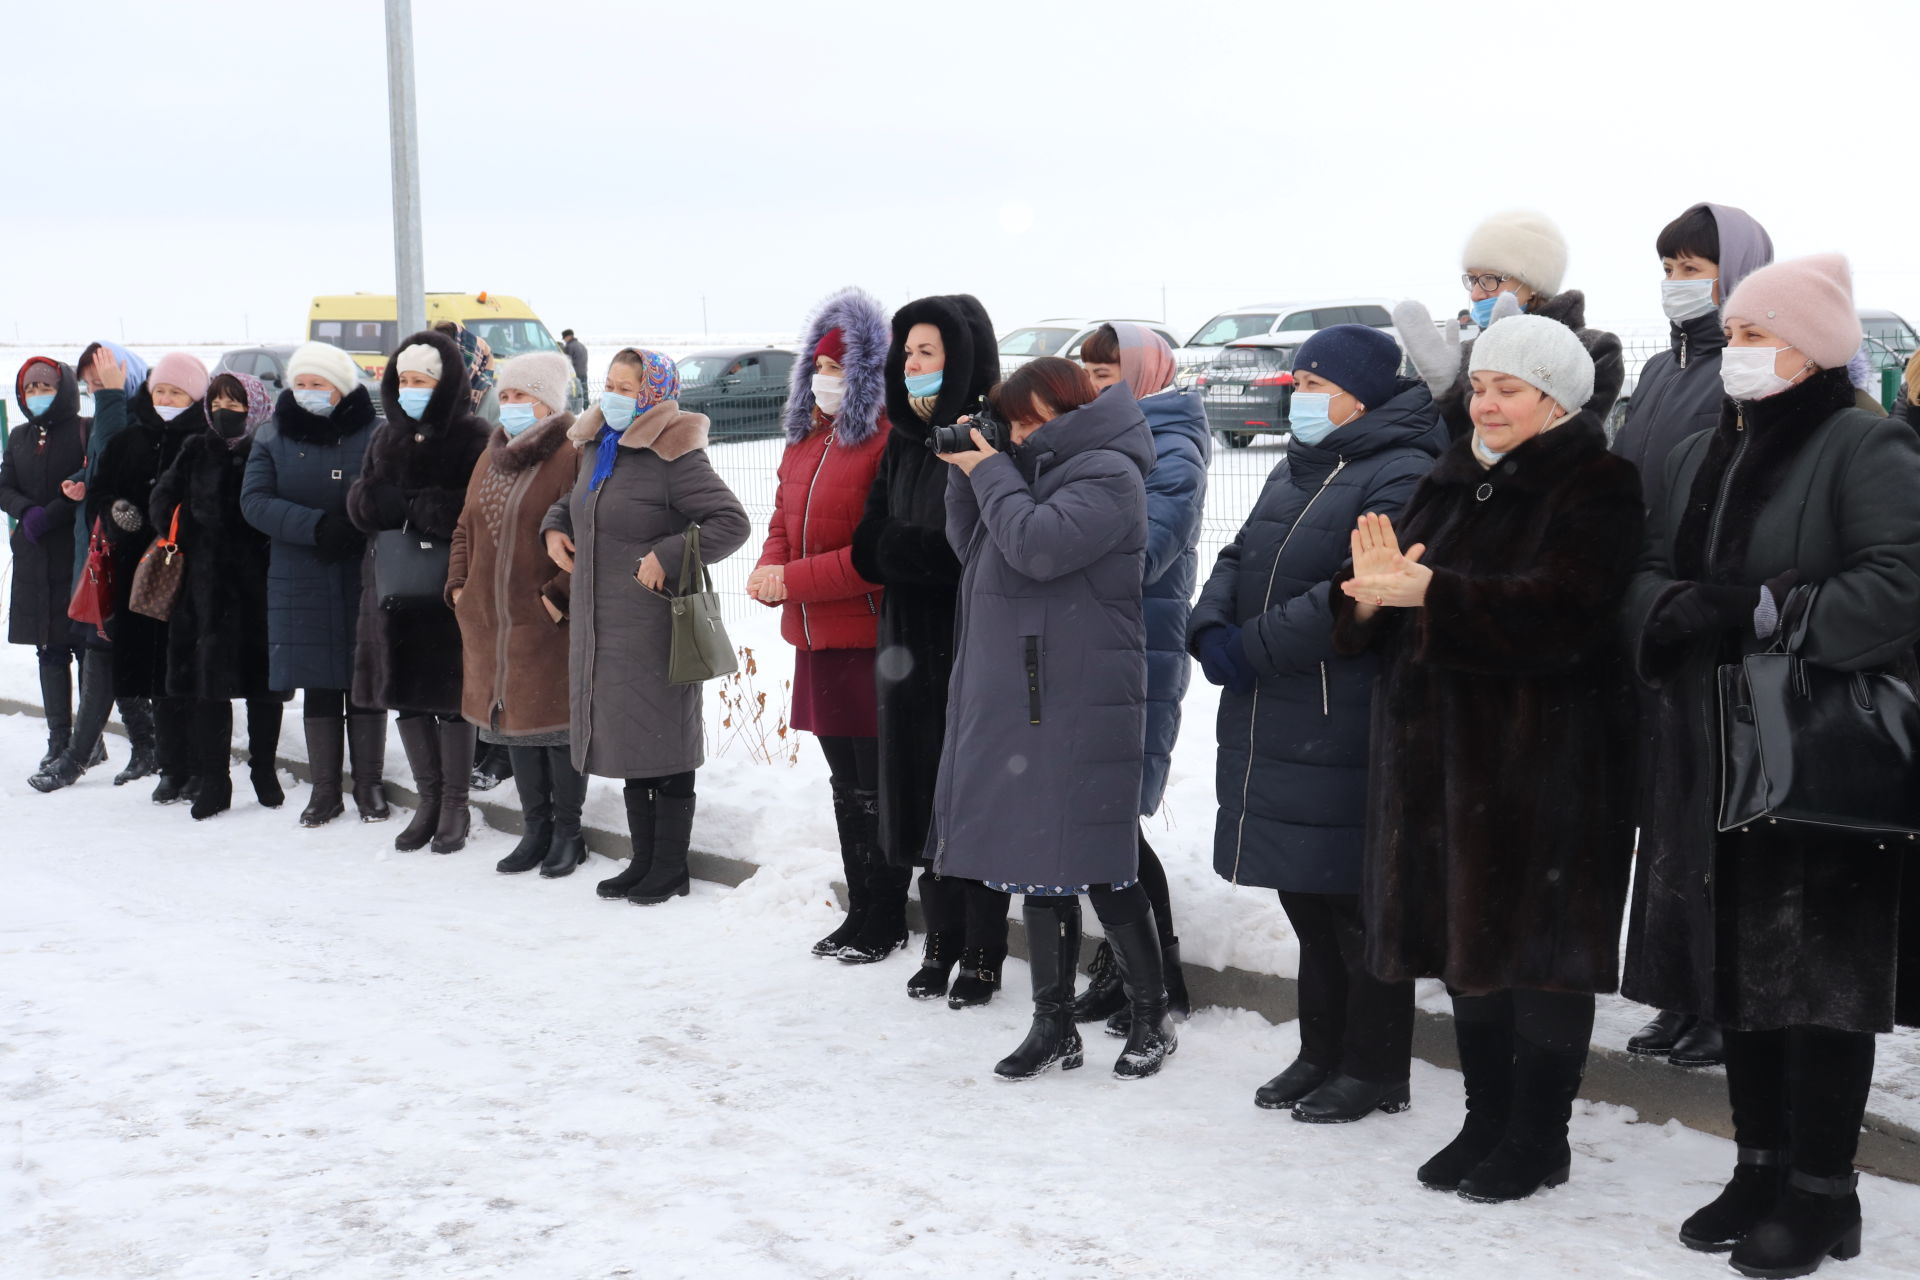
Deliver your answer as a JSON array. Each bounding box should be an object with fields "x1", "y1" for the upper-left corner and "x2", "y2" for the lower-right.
[
  {"x1": 110, "y1": 498, "x2": 145, "y2": 533},
  {"x1": 1393, "y1": 300, "x2": 1461, "y2": 398}
]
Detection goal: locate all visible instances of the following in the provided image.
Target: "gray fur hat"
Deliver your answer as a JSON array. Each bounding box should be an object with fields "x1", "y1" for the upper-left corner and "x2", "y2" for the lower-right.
[
  {"x1": 496, "y1": 350, "x2": 573, "y2": 415},
  {"x1": 1468, "y1": 314, "x2": 1593, "y2": 414}
]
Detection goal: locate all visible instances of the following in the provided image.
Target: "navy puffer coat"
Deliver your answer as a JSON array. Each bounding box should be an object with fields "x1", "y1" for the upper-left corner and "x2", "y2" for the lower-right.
[
  {"x1": 1186, "y1": 378, "x2": 1445, "y2": 893},
  {"x1": 1137, "y1": 388, "x2": 1210, "y2": 815}
]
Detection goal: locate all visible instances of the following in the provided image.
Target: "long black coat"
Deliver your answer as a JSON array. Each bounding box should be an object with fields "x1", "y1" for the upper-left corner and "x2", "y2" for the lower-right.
[
  {"x1": 150, "y1": 431, "x2": 279, "y2": 700},
  {"x1": 1623, "y1": 367, "x2": 1920, "y2": 1033},
  {"x1": 850, "y1": 294, "x2": 999, "y2": 866},
  {"x1": 241, "y1": 387, "x2": 379, "y2": 692},
  {"x1": 347, "y1": 330, "x2": 490, "y2": 715},
  {"x1": 90, "y1": 387, "x2": 201, "y2": 698},
  {"x1": 1331, "y1": 415, "x2": 1644, "y2": 994},
  {"x1": 1, "y1": 362, "x2": 88, "y2": 648},
  {"x1": 1188, "y1": 380, "x2": 1446, "y2": 894},
  {"x1": 1435, "y1": 290, "x2": 1624, "y2": 441}
]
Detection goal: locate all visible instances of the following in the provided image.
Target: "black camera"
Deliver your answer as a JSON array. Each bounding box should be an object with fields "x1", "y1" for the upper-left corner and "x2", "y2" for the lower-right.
[{"x1": 927, "y1": 408, "x2": 1011, "y2": 455}]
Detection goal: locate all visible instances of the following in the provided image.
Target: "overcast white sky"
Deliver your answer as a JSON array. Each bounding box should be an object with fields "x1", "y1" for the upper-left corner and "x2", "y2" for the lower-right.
[{"x1": 5, "y1": 0, "x2": 1917, "y2": 347}]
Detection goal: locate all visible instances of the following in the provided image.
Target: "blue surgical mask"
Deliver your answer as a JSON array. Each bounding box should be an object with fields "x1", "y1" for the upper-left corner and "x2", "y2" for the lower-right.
[
  {"x1": 25, "y1": 393, "x2": 55, "y2": 417},
  {"x1": 600, "y1": 391, "x2": 638, "y2": 432},
  {"x1": 1660, "y1": 278, "x2": 1718, "y2": 323},
  {"x1": 397, "y1": 387, "x2": 433, "y2": 419},
  {"x1": 1472, "y1": 433, "x2": 1509, "y2": 465},
  {"x1": 294, "y1": 389, "x2": 337, "y2": 417},
  {"x1": 499, "y1": 403, "x2": 539, "y2": 436},
  {"x1": 1287, "y1": 391, "x2": 1357, "y2": 446},
  {"x1": 1470, "y1": 292, "x2": 1517, "y2": 330},
  {"x1": 904, "y1": 370, "x2": 943, "y2": 397}
]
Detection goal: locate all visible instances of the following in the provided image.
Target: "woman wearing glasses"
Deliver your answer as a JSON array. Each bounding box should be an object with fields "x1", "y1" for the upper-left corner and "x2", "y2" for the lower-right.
[{"x1": 1396, "y1": 211, "x2": 1624, "y2": 442}]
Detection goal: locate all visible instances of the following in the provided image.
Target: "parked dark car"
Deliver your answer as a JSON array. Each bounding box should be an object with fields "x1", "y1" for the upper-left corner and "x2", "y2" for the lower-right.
[
  {"x1": 1199, "y1": 337, "x2": 1303, "y2": 449},
  {"x1": 674, "y1": 346, "x2": 795, "y2": 440},
  {"x1": 216, "y1": 344, "x2": 379, "y2": 398}
]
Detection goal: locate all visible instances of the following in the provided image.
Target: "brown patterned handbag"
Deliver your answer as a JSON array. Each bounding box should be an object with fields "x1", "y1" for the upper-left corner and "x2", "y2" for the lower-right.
[{"x1": 129, "y1": 507, "x2": 186, "y2": 622}]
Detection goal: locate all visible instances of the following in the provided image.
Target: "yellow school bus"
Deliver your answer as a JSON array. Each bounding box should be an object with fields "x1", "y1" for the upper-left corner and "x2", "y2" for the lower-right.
[{"x1": 307, "y1": 293, "x2": 562, "y2": 378}]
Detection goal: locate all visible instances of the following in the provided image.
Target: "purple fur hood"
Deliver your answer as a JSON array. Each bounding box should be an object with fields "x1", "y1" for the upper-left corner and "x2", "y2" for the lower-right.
[{"x1": 782, "y1": 286, "x2": 890, "y2": 446}]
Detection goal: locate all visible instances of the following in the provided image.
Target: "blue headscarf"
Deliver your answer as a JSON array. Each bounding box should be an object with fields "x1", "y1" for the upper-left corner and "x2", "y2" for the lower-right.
[
  {"x1": 86, "y1": 340, "x2": 150, "y2": 392},
  {"x1": 589, "y1": 349, "x2": 680, "y2": 492}
]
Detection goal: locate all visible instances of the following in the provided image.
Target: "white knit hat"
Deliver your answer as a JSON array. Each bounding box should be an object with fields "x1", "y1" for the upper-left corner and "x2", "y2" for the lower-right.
[
  {"x1": 394, "y1": 343, "x2": 444, "y2": 380},
  {"x1": 1469, "y1": 314, "x2": 1594, "y2": 415},
  {"x1": 1462, "y1": 210, "x2": 1569, "y2": 297},
  {"x1": 496, "y1": 351, "x2": 572, "y2": 415},
  {"x1": 285, "y1": 341, "x2": 363, "y2": 395}
]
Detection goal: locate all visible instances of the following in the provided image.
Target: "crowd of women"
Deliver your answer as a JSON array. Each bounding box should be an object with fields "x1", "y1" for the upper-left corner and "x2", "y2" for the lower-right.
[{"x1": 7, "y1": 204, "x2": 1919, "y2": 1279}]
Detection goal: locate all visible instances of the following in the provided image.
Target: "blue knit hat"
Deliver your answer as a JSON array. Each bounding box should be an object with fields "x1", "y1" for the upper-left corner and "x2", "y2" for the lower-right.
[{"x1": 1292, "y1": 325, "x2": 1402, "y2": 410}]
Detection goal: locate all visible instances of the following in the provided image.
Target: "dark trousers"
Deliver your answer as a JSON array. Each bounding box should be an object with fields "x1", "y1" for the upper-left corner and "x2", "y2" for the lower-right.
[
  {"x1": 190, "y1": 697, "x2": 284, "y2": 776},
  {"x1": 1028, "y1": 881, "x2": 1151, "y2": 928},
  {"x1": 816, "y1": 735, "x2": 879, "y2": 791},
  {"x1": 624, "y1": 770, "x2": 695, "y2": 798},
  {"x1": 1449, "y1": 986, "x2": 1595, "y2": 1054},
  {"x1": 1724, "y1": 1025, "x2": 1877, "y2": 1178},
  {"x1": 1280, "y1": 890, "x2": 1415, "y2": 1083},
  {"x1": 301, "y1": 688, "x2": 378, "y2": 720}
]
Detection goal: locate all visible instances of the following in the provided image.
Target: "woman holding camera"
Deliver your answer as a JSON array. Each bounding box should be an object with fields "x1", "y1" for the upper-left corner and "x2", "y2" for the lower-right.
[
  {"x1": 1624, "y1": 256, "x2": 1920, "y2": 1276},
  {"x1": 852, "y1": 294, "x2": 1011, "y2": 1005},
  {"x1": 931, "y1": 357, "x2": 1167, "y2": 1081},
  {"x1": 1331, "y1": 316, "x2": 1642, "y2": 1203}
]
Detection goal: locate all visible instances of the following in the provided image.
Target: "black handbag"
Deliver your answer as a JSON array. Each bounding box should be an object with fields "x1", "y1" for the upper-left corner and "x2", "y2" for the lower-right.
[
  {"x1": 1718, "y1": 584, "x2": 1920, "y2": 837},
  {"x1": 373, "y1": 522, "x2": 452, "y2": 610}
]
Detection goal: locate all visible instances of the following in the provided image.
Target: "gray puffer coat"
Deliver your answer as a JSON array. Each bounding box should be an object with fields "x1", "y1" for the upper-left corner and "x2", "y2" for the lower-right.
[{"x1": 928, "y1": 384, "x2": 1154, "y2": 887}]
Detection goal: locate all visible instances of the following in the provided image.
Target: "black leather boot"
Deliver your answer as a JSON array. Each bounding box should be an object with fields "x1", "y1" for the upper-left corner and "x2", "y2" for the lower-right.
[
  {"x1": 993, "y1": 900, "x2": 1085, "y2": 1081},
  {"x1": 430, "y1": 719, "x2": 476, "y2": 853},
  {"x1": 1456, "y1": 1039, "x2": 1585, "y2": 1203},
  {"x1": 1103, "y1": 935, "x2": 1190, "y2": 1037},
  {"x1": 1106, "y1": 912, "x2": 1177, "y2": 1080},
  {"x1": 496, "y1": 745, "x2": 554, "y2": 874},
  {"x1": 1419, "y1": 1018, "x2": 1515, "y2": 1191},
  {"x1": 814, "y1": 783, "x2": 871, "y2": 956},
  {"x1": 113, "y1": 695, "x2": 158, "y2": 785},
  {"x1": 1256, "y1": 1059, "x2": 1331, "y2": 1110},
  {"x1": 346, "y1": 711, "x2": 390, "y2": 821},
  {"x1": 1680, "y1": 1148, "x2": 1787, "y2": 1252},
  {"x1": 246, "y1": 697, "x2": 284, "y2": 808},
  {"x1": 628, "y1": 792, "x2": 694, "y2": 904},
  {"x1": 1669, "y1": 1017, "x2": 1725, "y2": 1068},
  {"x1": 948, "y1": 884, "x2": 1010, "y2": 1009},
  {"x1": 840, "y1": 792, "x2": 909, "y2": 962},
  {"x1": 948, "y1": 946, "x2": 1005, "y2": 1008},
  {"x1": 1730, "y1": 1171, "x2": 1863, "y2": 1278},
  {"x1": 1072, "y1": 940, "x2": 1126, "y2": 1024},
  {"x1": 189, "y1": 701, "x2": 234, "y2": 821},
  {"x1": 37, "y1": 651, "x2": 74, "y2": 771},
  {"x1": 148, "y1": 697, "x2": 193, "y2": 804},
  {"x1": 1292, "y1": 1073, "x2": 1411, "y2": 1123},
  {"x1": 598, "y1": 784, "x2": 656, "y2": 898},
  {"x1": 1628, "y1": 1009, "x2": 1693, "y2": 1056},
  {"x1": 538, "y1": 747, "x2": 589, "y2": 878},
  {"x1": 299, "y1": 716, "x2": 347, "y2": 827},
  {"x1": 906, "y1": 872, "x2": 964, "y2": 999},
  {"x1": 392, "y1": 716, "x2": 442, "y2": 851},
  {"x1": 30, "y1": 650, "x2": 114, "y2": 792}
]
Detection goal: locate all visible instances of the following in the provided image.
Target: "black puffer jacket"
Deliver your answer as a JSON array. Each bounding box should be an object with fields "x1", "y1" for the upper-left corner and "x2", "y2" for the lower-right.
[
  {"x1": 1, "y1": 361, "x2": 88, "y2": 648},
  {"x1": 1610, "y1": 308, "x2": 1726, "y2": 491},
  {"x1": 1187, "y1": 379, "x2": 1446, "y2": 893}
]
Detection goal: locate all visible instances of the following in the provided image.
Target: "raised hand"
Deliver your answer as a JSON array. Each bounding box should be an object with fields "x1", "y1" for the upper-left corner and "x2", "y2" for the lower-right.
[
  {"x1": 88, "y1": 348, "x2": 128, "y2": 391},
  {"x1": 1391, "y1": 300, "x2": 1460, "y2": 398},
  {"x1": 1342, "y1": 512, "x2": 1431, "y2": 610}
]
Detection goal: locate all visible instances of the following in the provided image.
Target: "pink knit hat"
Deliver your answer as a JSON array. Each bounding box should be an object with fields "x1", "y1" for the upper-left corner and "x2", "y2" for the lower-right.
[
  {"x1": 1722, "y1": 253, "x2": 1862, "y2": 370},
  {"x1": 150, "y1": 351, "x2": 210, "y2": 401}
]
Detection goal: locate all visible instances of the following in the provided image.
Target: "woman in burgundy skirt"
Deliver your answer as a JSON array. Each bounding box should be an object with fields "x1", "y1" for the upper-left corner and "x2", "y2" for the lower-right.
[{"x1": 748, "y1": 288, "x2": 899, "y2": 962}]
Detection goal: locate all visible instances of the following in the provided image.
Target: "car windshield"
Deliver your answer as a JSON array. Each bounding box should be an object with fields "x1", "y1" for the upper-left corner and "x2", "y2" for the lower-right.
[
  {"x1": 998, "y1": 327, "x2": 1077, "y2": 357},
  {"x1": 311, "y1": 319, "x2": 395, "y2": 355},
  {"x1": 463, "y1": 318, "x2": 558, "y2": 360},
  {"x1": 1188, "y1": 313, "x2": 1278, "y2": 347},
  {"x1": 677, "y1": 356, "x2": 737, "y2": 387}
]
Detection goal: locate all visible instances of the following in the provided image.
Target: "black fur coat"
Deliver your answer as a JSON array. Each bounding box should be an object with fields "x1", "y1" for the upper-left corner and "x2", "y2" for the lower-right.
[
  {"x1": 347, "y1": 329, "x2": 491, "y2": 714},
  {"x1": 1331, "y1": 414, "x2": 1644, "y2": 994},
  {"x1": 1623, "y1": 368, "x2": 1920, "y2": 1032}
]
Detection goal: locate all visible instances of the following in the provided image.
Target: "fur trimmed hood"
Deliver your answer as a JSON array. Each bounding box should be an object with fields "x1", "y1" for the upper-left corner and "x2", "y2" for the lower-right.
[
  {"x1": 488, "y1": 410, "x2": 576, "y2": 474},
  {"x1": 883, "y1": 294, "x2": 999, "y2": 442},
  {"x1": 567, "y1": 401, "x2": 710, "y2": 461},
  {"x1": 783, "y1": 286, "x2": 891, "y2": 447},
  {"x1": 381, "y1": 329, "x2": 474, "y2": 435}
]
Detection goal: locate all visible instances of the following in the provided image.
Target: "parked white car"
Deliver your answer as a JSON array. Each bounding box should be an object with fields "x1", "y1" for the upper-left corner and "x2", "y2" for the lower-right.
[
  {"x1": 997, "y1": 318, "x2": 1184, "y2": 372},
  {"x1": 1175, "y1": 298, "x2": 1398, "y2": 385}
]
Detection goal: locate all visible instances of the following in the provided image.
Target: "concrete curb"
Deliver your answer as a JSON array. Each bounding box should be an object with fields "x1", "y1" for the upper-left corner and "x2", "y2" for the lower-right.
[{"x1": 9, "y1": 694, "x2": 1916, "y2": 1184}]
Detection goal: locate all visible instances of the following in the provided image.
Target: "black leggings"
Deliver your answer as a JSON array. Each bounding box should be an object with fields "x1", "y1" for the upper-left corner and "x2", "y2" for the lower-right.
[
  {"x1": 816, "y1": 735, "x2": 878, "y2": 791},
  {"x1": 1279, "y1": 891, "x2": 1415, "y2": 1083},
  {"x1": 1027, "y1": 881, "x2": 1151, "y2": 930},
  {"x1": 1449, "y1": 987, "x2": 1596, "y2": 1056},
  {"x1": 1136, "y1": 828, "x2": 1175, "y2": 945},
  {"x1": 302, "y1": 688, "x2": 379, "y2": 720},
  {"x1": 625, "y1": 770, "x2": 695, "y2": 799}
]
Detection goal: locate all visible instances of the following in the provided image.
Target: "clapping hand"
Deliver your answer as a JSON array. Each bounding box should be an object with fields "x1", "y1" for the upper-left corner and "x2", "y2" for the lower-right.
[{"x1": 1340, "y1": 513, "x2": 1431, "y2": 618}]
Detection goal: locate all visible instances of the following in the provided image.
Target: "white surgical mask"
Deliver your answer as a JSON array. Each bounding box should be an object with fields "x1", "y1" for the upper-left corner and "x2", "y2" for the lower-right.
[
  {"x1": 1720, "y1": 344, "x2": 1806, "y2": 401},
  {"x1": 812, "y1": 372, "x2": 847, "y2": 415},
  {"x1": 1660, "y1": 278, "x2": 1718, "y2": 323},
  {"x1": 154, "y1": 405, "x2": 189, "y2": 422}
]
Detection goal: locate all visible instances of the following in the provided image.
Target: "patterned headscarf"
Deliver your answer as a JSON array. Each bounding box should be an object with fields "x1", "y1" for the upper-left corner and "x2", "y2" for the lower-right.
[
  {"x1": 207, "y1": 371, "x2": 274, "y2": 448},
  {"x1": 589, "y1": 349, "x2": 681, "y2": 492},
  {"x1": 441, "y1": 323, "x2": 497, "y2": 409}
]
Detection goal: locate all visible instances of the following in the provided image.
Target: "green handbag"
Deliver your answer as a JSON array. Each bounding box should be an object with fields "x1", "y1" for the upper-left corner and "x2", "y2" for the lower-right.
[{"x1": 666, "y1": 523, "x2": 738, "y2": 685}]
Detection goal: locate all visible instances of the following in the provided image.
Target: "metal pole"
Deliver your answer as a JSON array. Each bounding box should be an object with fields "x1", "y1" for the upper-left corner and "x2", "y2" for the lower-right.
[{"x1": 385, "y1": 0, "x2": 426, "y2": 341}]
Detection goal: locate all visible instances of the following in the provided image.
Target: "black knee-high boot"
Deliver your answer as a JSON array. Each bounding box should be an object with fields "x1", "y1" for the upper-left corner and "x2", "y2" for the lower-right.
[
  {"x1": 347, "y1": 711, "x2": 390, "y2": 821},
  {"x1": 814, "y1": 782, "x2": 871, "y2": 956},
  {"x1": 994, "y1": 898, "x2": 1085, "y2": 1080},
  {"x1": 150, "y1": 696, "x2": 195, "y2": 804},
  {"x1": 392, "y1": 716, "x2": 442, "y2": 851},
  {"x1": 113, "y1": 694, "x2": 156, "y2": 785},
  {"x1": 538, "y1": 747, "x2": 588, "y2": 878},
  {"x1": 496, "y1": 745, "x2": 554, "y2": 874},
  {"x1": 300, "y1": 715, "x2": 347, "y2": 827},
  {"x1": 1419, "y1": 1006, "x2": 1516, "y2": 1191},
  {"x1": 246, "y1": 697, "x2": 284, "y2": 807},
  {"x1": 431, "y1": 718, "x2": 476, "y2": 853},
  {"x1": 839, "y1": 791, "x2": 910, "y2": 963},
  {"x1": 189, "y1": 701, "x2": 234, "y2": 820},
  {"x1": 628, "y1": 791, "x2": 695, "y2": 904},
  {"x1": 1681, "y1": 1028, "x2": 1788, "y2": 1252},
  {"x1": 30, "y1": 649, "x2": 113, "y2": 791},
  {"x1": 599, "y1": 781, "x2": 657, "y2": 898},
  {"x1": 36, "y1": 649, "x2": 74, "y2": 770},
  {"x1": 1106, "y1": 909, "x2": 1177, "y2": 1080}
]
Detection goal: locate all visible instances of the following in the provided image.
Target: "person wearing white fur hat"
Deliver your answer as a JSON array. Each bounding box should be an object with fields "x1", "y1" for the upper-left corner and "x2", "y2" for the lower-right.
[
  {"x1": 446, "y1": 350, "x2": 587, "y2": 878},
  {"x1": 1329, "y1": 312, "x2": 1644, "y2": 1206},
  {"x1": 1395, "y1": 210, "x2": 1624, "y2": 441}
]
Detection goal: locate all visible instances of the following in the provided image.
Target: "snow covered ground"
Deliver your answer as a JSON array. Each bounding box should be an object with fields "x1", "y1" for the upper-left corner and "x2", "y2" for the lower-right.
[{"x1": 5, "y1": 706, "x2": 1920, "y2": 1280}]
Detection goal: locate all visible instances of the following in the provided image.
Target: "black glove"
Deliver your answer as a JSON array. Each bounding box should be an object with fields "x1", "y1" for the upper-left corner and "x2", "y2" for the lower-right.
[
  {"x1": 313, "y1": 513, "x2": 367, "y2": 564},
  {"x1": 1646, "y1": 581, "x2": 1760, "y2": 645}
]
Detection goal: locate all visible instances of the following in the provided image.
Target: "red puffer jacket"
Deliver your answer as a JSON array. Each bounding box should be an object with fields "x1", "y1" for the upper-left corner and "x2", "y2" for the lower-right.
[{"x1": 757, "y1": 413, "x2": 888, "y2": 650}]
